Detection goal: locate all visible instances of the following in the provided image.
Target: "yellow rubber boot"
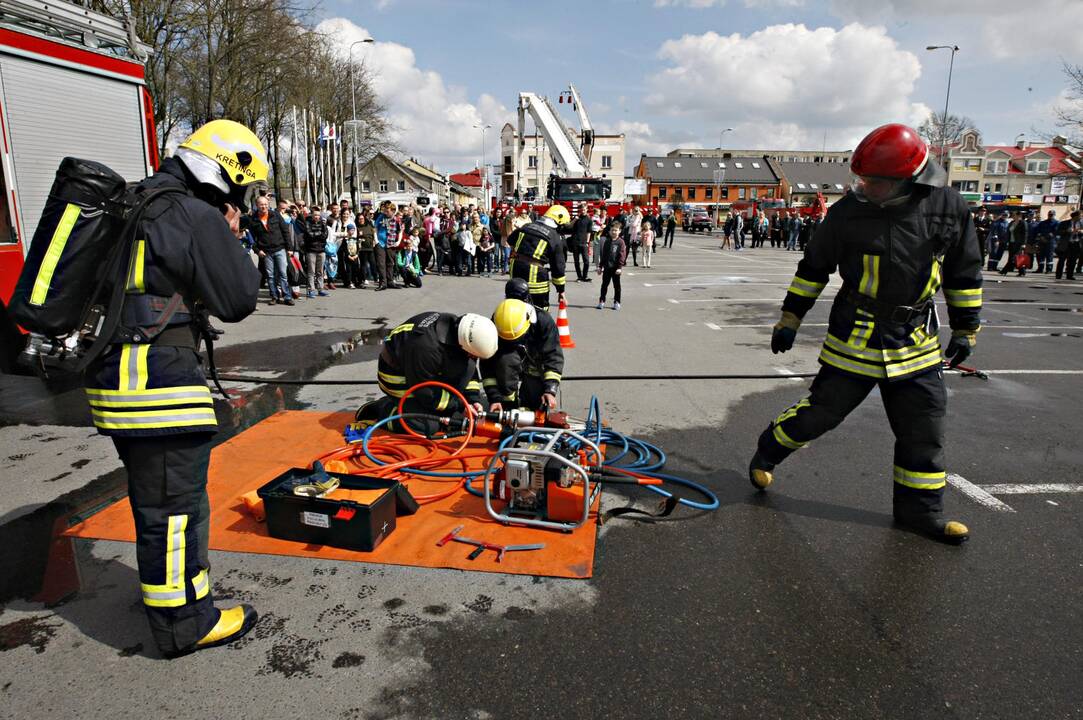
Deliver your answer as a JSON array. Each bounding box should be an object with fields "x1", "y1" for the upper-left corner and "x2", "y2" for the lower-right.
[
  {"x1": 748, "y1": 451, "x2": 775, "y2": 491},
  {"x1": 893, "y1": 510, "x2": 970, "y2": 545},
  {"x1": 165, "y1": 605, "x2": 258, "y2": 659}
]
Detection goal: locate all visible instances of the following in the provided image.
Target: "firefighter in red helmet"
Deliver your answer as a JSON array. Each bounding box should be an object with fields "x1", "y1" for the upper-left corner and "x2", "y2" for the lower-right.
[{"x1": 748, "y1": 123, "x2": 982, "y2": 544}]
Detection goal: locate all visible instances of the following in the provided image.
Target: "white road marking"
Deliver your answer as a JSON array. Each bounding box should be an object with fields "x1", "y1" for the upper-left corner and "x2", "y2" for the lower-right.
[
  {"x1": 981, "y1": 370, "x2": 1083, "y2": 375},
  {"x1": 704, "y1": 322, "x2": 722, "y2": 330},
  {"x1": 667, "y1": 298, "x2": 679, "y2": 304},
  {"x1": 986, "y1": 325, "x2": 1083, "y2": 330},
  {"x1": 1047, "y1": 501, "x2": 1059, "y2": 506},
  {"x1": 979, "y1": 483, "x2": 1083, "y2": 494},
  {"x1": 947, "y1": 474, "x2": 1016, "y2": 512}
]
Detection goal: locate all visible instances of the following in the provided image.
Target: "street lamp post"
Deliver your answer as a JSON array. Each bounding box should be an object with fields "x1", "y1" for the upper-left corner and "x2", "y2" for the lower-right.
[
  {"x1": 715, "y1": 129, "x2": 732, "y2": 225},
  {"x1": 349, "y1": 37, "x2": 374, "y2": 209},
  {"x1": 474, "y1": 123, "x2": 491, "y2": 210},
  {"x1": 926, "y1": 44, "x2": 959, "y2": 169}
]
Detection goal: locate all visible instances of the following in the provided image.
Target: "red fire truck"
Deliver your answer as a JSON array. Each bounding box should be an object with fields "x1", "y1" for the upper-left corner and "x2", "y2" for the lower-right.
[{"x1": 0, "y1": 0, "x2": 157, "y2": 351}]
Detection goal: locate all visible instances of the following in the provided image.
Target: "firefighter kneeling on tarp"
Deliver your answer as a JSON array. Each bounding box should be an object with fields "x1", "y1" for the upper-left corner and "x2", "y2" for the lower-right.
[
  {"x1": 749, "y1": 123, "x2": 982, "y2": 544},
  {"x1": 355, "y1": 312, "x2": 499, "y2": 435},
  {"x1": 483, "y1": 278, "x2": 564, "y2": 412},
  {"x1": 84, "y1": 120, "x2": 267, "y2": 656}
]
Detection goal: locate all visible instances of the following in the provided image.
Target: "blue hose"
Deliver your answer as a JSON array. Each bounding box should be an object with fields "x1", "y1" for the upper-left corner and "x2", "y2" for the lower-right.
[
  {"x1": 468, "y1": 396, "x2": 719, "y2": 511},
  {"x1": 363, "y1": 398, "x2": 720, "y2": 512}
]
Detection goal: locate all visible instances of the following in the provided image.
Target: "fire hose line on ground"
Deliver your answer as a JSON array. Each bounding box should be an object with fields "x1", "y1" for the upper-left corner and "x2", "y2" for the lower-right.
[
  {"x1": 313, "y1": 383, "x2": 720, "y2": 514},
  {"x1": 215, "y1": 363, "x2": 989, "y2": 386}
]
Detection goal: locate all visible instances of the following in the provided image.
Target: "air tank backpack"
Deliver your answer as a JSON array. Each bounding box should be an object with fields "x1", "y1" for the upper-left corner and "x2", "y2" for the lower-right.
[{"x1": 9, "y1": 157, "x2": 183, "y2": 374}]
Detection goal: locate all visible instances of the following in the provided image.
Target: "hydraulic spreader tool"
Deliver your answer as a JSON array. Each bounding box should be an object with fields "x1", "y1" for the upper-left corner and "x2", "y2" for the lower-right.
[{"x1": 321, "y1": 381, "x2": 720, "y2": 532}]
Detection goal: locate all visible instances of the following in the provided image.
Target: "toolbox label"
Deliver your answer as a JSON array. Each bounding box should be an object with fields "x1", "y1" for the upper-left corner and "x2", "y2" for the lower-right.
[{"x1": 301, "y1": 511, "x2": 330, "y2": 528}]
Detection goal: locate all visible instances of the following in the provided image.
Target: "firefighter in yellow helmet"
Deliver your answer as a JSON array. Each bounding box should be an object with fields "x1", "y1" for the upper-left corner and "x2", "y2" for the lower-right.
[
  {"x1": 84, "y1": 119, "x2": 267, "y2": 657},
  {"x1": 509, "y1": 204, "x2": 570, "y2": 311},
  {"x1": 483, "y1": 291, "x2": 564, "y2": 411}
]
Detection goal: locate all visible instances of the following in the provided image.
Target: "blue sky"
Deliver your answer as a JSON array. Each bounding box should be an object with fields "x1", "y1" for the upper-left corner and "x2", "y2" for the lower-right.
[{"x1": 315, "y1": 0, "x2": 1082, "y2": 173}]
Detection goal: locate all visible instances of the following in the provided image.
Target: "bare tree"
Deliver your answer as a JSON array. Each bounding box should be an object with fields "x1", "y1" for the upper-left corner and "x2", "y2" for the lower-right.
[
  {"x1": 918, "y1": 110, "x2": 977, "y2": 154},
  {"x1": 1054, "y1": 61, "x2": 1083, "y2": 144},
  {"x1": 92, "y1": 0, "x2": 391, "y2": 196}
]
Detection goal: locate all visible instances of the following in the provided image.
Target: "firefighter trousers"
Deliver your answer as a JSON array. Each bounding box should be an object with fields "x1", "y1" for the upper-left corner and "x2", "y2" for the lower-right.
[
  {"x1": 511, "y1": 261, "x2": 552, "y2": 312},
  {"x1": 113, "y1": 433, "x2": 219, "y2": 654},
  {"x1": 756, "y1": 365, "x2": 948, "y2": 512}
]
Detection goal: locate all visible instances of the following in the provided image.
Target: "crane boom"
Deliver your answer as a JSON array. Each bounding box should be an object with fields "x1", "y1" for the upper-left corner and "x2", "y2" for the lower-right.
[
  {"x1": 517, "y1": 91, "x2": 588, "y2": 176},
  {"x1": 567, "y1": 84, "x2": 595, "y2": 164}
]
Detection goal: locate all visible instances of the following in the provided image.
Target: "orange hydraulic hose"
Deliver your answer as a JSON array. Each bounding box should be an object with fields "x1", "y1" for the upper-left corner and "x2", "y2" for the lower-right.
[{"x1": 314, "y1": 381, "x2": 503, "y2": 503}]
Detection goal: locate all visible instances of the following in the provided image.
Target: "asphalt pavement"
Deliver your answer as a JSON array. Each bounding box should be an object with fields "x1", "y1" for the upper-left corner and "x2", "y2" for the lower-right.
[{"x1": 1, "y1": 231, "x2": 1081, "y2": 719}]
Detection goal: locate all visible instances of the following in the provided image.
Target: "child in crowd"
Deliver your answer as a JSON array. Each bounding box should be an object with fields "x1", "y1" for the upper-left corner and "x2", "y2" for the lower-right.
[
  {"x1": 397, "y1": 240, "x2": 423, "y2": 288},
  {"x1": 458, "y1": 221, "x2": 475, "y2": 276},
  {"x1": 342, "y1": 223, "x2": 362, "y2": 288},
  {"x1": 478, "y1": 228, "x2": 495, "y2": 277},
  {"x1": 640, "y1": 219, "x2": 654, "y2": 269},
  {"x1": 597, "y1": 220, "x2": 627, "y2": 310},
  {"x1": 408, "y1": 228, "x2": 424, "y2": 275}
]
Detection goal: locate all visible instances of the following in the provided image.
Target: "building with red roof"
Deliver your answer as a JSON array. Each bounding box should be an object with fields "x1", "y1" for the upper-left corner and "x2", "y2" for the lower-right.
[{"x1": 940, "y1": 129, "x2": 1081, "y2": 212}]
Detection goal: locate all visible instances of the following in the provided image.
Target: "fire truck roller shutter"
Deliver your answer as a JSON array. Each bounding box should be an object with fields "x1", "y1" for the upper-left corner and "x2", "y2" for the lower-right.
[{"x1": 0, "y1": 53, "x2": 148, "y2": 247}]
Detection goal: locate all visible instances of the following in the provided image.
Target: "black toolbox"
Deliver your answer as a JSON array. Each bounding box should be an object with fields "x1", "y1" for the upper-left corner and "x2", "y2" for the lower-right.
[{"x1": 257, "y1": 468, "x2": 418, "y2": 551}]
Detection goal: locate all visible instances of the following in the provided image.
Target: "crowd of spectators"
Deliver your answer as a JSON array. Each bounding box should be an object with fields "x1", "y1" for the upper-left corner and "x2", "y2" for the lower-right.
[
  {"x1": 241, "y1": 192, "x2": 1082, "y2": 308},
  {"x1": 721, "y1": 209, "x2": 822, "y2": 252},
  {"x1": 240, "y1": 197, "x2": 690, "y2": 305},
  {"x1": 974, "y1": 207, "x2": 1082, "y2": 280}
]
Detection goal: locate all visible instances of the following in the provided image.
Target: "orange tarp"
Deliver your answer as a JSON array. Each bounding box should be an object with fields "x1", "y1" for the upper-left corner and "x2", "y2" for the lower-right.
[{"x1": 65, "y1": 411, "x2": 597, "y2": 578}]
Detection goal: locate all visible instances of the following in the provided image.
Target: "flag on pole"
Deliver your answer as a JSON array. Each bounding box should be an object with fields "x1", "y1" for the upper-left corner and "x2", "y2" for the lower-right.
[{"x1": 320, "y1": 124, "x2": 337, "y2": 143}]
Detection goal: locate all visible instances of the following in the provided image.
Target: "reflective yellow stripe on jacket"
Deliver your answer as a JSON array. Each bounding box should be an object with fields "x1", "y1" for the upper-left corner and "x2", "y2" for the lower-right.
[
  {"x1": 943, "y1": 287, "x2": 982, "y2": 308},
  {"x1": 787, "y1": 275, "x2": 826, "y2": 299}
]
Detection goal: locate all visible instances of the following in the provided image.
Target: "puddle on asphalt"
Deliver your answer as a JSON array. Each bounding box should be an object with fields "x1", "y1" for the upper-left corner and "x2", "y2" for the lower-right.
[
  {"x1": 329, "y1": 327, "x2": 386, "y2": 356},
  {"x1": 1, "y1": 319, "x2": 390, "y2": 607}
]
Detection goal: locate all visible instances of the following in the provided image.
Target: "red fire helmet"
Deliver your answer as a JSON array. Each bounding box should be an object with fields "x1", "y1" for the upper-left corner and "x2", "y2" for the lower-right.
[{"x1": 850, "y1": 124, "x2": 929, "y2": 180}]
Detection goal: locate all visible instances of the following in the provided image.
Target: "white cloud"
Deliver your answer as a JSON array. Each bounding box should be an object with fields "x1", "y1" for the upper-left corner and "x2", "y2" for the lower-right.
[
  {"x1": 829, "y1": 0, "x2": 1083, "y2": 59},
  {"x1": 644, "y1": 23, "x2": 931, "y2": 149},
  {"x1": 316, "y1": 17, "x2": 512, "y2": 171}
]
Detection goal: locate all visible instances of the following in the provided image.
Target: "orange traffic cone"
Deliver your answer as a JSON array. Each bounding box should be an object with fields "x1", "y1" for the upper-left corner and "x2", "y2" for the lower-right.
[{"x1": 557, "y1": 297, "x2": 576, "y2": 349}]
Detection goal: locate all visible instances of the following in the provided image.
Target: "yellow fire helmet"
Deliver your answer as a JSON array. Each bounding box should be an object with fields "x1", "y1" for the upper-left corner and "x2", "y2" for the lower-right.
[
  {"x1": 178, "y1": 119, "x2": 269, "y2": 190},
  {"x1": 493, "y1": 298, "x2": 536, "y2": 341},
  {"x1": 543, "y1": 204, "x2": 571, "y2": 226}
]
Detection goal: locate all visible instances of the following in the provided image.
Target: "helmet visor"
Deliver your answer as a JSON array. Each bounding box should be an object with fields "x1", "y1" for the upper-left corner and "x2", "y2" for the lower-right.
[{"x1": 851, "y1": 175, "x2": 910, "y2": 205}]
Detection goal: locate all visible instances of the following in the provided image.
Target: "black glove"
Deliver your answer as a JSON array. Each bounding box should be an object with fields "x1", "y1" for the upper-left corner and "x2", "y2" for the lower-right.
[
  {"x1": 944, "y1": 330, "x2": 977, "y2": 368},
  {"x1": 771, "y1": 311, "x2": 801, "y2": 354},
  {"x1": 771, "y1": 326, "x2": 796, "y2": 354}
]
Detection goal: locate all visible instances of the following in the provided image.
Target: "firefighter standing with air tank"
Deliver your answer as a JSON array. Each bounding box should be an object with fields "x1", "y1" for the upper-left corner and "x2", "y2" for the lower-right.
[
  {"x1": 83, "y1": 120, "x2": 267, "y2": 656},
  {"x1": 509, "y1": 205, "x2": 570, "y2": 311},
  {"x1": 749, "y1": 123, "x2": 982, "y2": 545}
]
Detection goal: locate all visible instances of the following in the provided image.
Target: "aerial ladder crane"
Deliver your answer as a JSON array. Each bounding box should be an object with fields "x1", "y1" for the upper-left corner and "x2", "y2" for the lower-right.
[{"x1": 517, "y1": 87, "x2": 611, "y2": 209}]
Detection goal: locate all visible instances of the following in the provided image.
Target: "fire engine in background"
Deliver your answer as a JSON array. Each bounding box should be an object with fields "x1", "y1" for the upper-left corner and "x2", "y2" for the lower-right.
[
  {"x1": 0, "y1": 0, "x2": 157, "y2": 370},
  {"x1": 512, "y1": 85, "x2": 623, "y2": 219}
]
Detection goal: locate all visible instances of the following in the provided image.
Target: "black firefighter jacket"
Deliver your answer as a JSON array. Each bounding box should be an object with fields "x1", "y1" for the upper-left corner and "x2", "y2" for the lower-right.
[
  {"x1": 379, "y1": 312, "x2": 484, "y2": 414},
  {"x1": 481, "y1": 309, "x2": 564, "y2": 405},
  {"x1": 510, "y1": 221, "x2": 567, "y2": 292},
  {"x1": 84, "y1": 157, "x2": 260, "y2": 436},
  {"x1": 781, "y1": 185, "x2": 982, "y2": 382}
]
